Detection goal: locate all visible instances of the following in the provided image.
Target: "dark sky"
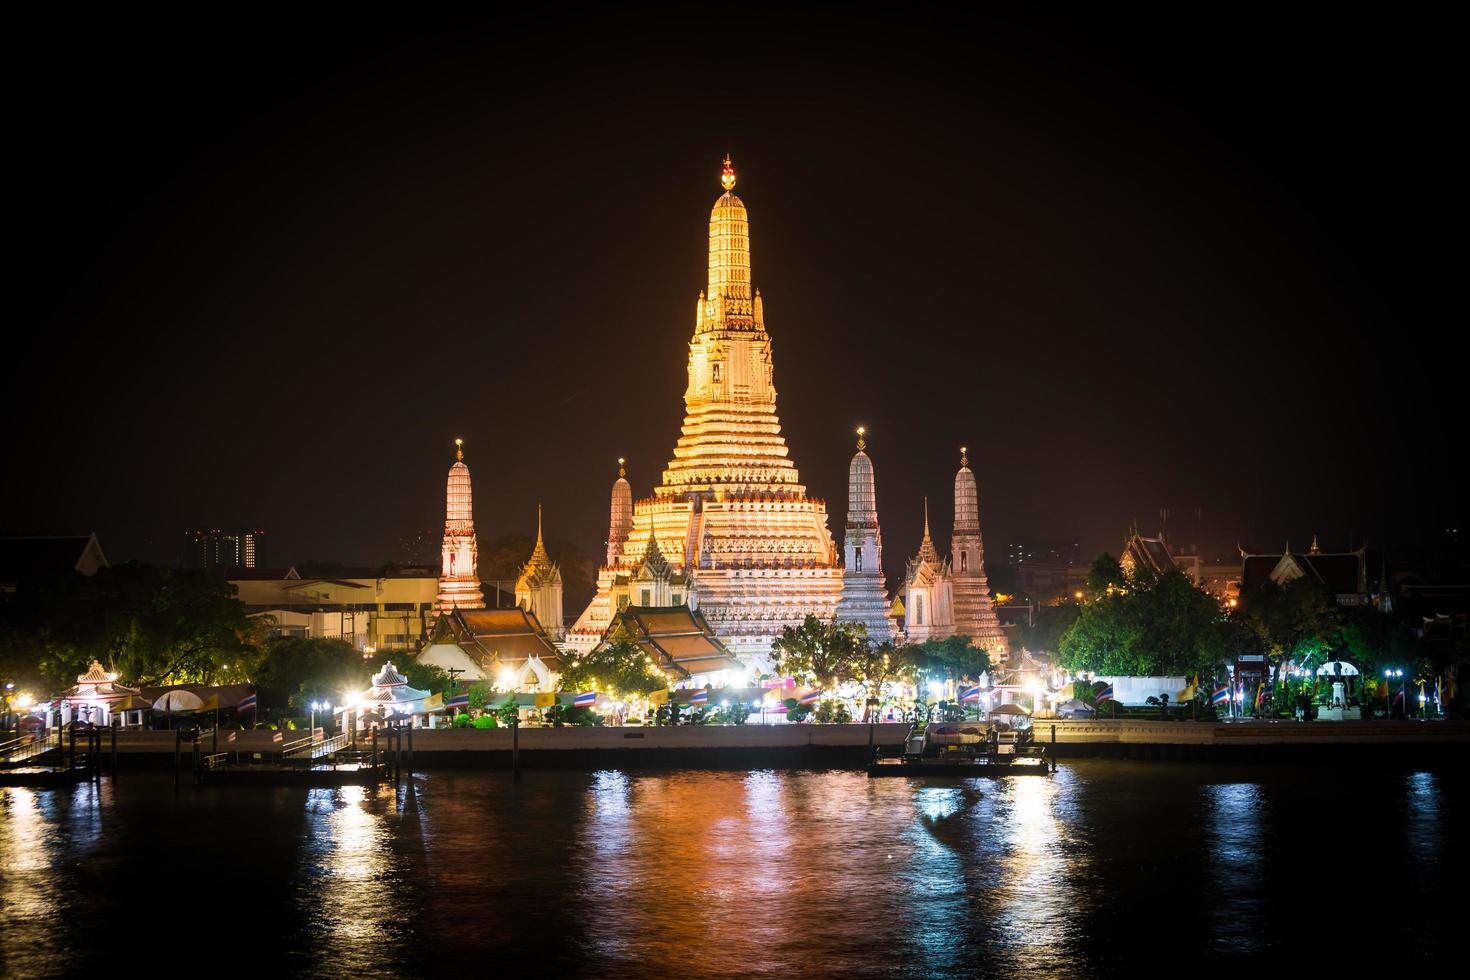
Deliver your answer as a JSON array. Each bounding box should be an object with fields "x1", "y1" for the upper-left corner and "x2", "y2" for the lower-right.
[{"x1": 7, "y1": 7, "x2": 1458, "y2": 578}]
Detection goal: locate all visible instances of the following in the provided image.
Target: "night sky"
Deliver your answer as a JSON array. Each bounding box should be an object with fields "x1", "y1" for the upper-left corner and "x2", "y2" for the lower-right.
[{"x1": 7, "y1": 8, "x2": 1457, "y2": 578}]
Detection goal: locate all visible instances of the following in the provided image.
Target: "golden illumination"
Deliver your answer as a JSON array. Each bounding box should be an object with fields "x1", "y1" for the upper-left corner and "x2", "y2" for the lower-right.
[
  {"x1": 856, "y1": 426, "x2": 866, "y2": 451},
  {"x1": 618, "y1": 457, "x2": 626, "y2": 478},
  {"x1": 454, "y1": 437, "x2": 463, "y2": 461},
  {"x1": 960, "y1": 446, "x2": 968, "y2": 468},
  {"x1": 720, "y1": 153, "x2": 736, "y2": 191}
]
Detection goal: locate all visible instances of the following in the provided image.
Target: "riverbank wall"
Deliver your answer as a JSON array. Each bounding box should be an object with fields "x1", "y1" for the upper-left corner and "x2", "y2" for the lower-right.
[{"x1": 52, "y1": 720, "x2": 1470, "y2": 769}]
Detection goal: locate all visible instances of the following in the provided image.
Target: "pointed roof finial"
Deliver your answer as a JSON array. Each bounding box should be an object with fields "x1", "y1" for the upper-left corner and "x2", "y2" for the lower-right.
[
  {"x1": 537, "y1": 503, "x2": 544, "y2": 545},
  {"x1": 960, "y1": 445, "x2": 968, "y2": 468},
  {"x1": 455, "y1": 437, "x2": 463, "y2": 462},
  {"x1": 1309, "y1": 534, "x2": 1321, "y2": 554},
  {"x1": 856, "y1": 426, "x2": 866, "y2": 452},
  {"x1": 617, "y1": 457, "x2": 626, "y2": 479},
  {"x1": 721, "y1": 153, "x2": 736, "y2": 191},
  {"x1": 923, "y1": 497, "x2": 931, "y2": 537}
]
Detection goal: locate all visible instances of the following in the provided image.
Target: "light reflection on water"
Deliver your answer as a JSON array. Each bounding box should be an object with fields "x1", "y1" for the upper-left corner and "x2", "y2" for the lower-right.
[{"x1": 0, "y1": 763, "x2": 1462, "y2": 975}]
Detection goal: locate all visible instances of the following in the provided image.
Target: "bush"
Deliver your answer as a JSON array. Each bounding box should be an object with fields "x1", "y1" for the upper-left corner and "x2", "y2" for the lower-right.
[
  {"x1": 813, "y1": 700, "x2": 853, "y2": 724},
  {"x1": 452, "y1": 712, "x2": 471, "y2": 729},
  {"x1": 472, "y1": 716, "x2": 496, "y2": 730}
]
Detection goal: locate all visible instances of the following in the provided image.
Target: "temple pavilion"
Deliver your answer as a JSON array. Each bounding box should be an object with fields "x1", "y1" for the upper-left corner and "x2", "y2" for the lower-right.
[
  {"x1": 569, "y1": 157, "x2": 844, "y2": 667},
  {"x1": 341, "y1": 661, "x2": 441, "y2": 728},
  {"x1": 58, "y1": 661, "x2": 145, "y2": 726}
]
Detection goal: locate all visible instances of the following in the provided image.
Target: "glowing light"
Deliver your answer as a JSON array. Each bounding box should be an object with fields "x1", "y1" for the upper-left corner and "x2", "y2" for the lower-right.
[{"x1": 14, "y1": 693, "x2": 33, "y2": 710}]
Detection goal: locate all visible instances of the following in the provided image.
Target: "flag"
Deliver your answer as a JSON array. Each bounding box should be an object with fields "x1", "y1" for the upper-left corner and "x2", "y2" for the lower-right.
[
  {"x1": 237, "y1": 693, "x2": 257, "y2": 712},
  {"x1": 647, "y1": 689, "x2": 669, "y2": 706},
  {"x1": 422, "y1": 693, "x2": 443, "y2": 711},
  {"x1": 1095, "y1": 685, "x2": 1114, "y2": 703},
  {"x1": 227, "y1": 731, "x2": 237, "y2": 743},
  {"x1": 798, "y1": 689, "x2": 822, "y2": 705},
  {"x1": 687, "y1": 689, "x2": 709, "y2": 705},
  {"x1": 1211, "y1": 686, "x2": 1230, "y2": 706},
  {"x1": 1254, "y1": 682, "x2": 1267, "y2": 708},
  {"x1": 534, "y1": 692, "x2": 556, "y2": 708},
  {"x1": 959, "y1": 686, "x2": 981, "y2": 702},
  {"x1": 1176, "y1": 678, "x2": 1197, "y2": 702},
  {"x1": 197, "y1": 694, "x2": 219, "y2": 712},
  {"x1": 272, "y1": 731, "x2": 284, "y2": 743},
  {"x1": 446, "y1": 692, "x2": 470, "y2": 709},
  {"x1": 574, "y1": 691, "x2": 597, "y2": 708}
]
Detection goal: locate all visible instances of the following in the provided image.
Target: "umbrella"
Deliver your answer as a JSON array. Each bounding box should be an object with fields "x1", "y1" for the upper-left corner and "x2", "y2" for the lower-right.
[
  {"x1": 1057, "y1": 698, "x2": 1094, "y2": 715},
  {"x1": 153, "y1": 690, "x2": 204, "y2": 712},
  {"x1": 989, "y1": 703, "x2": 1032, "y2": 716}
]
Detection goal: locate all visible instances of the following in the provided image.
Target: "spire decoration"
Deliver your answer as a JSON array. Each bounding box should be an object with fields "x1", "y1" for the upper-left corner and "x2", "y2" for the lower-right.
[
  {"x1": 721, "y1": 153, "x2": 736, "y2": 191},
  {"x1": 856, "y1": 426, "x2": 866, "y2": 452},
  {"x1": 960, "y1": 445, "x2": 968, "y2": 468},
  {"x1": 455, "y1": 437, "x2": 464, "y2": 462},
  {"x1": 618, "y1": 457, "x2": 626, "y2": 478}
]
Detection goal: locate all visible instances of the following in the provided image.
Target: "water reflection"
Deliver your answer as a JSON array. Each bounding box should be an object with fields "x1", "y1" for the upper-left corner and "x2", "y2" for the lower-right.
[
  {"x1": 1205, "y1": 782, "x2": 1265, "y2": 954},
  {"x1": 299, "y1": 784, "x2": 407, "y2": 973},
  {"x1": 0, "y1": 787, "x2": 62, "y2": 967}
]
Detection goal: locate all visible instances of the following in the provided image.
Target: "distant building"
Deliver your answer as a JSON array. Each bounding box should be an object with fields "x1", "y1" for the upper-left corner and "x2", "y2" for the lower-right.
[
  {"x1": 229, "y1": 564, "x2": 439, "y2": 652},
  {"x1": 1239, "y1": 536, "x2": 1371, "y2": 606},
  {"x1": 0, "y1": 533, "x2": 108, "y2": 596},
  {"x1": 185, "y1": 529, "x2": 264, "y2": 570},
  {"x1": 1120, "y1": 526, "x2": 1239, "y2": 603}
]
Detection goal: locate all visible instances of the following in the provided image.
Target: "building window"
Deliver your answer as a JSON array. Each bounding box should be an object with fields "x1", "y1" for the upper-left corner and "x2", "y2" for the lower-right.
[
  {"x1": 855, "y1": 547, "x2": 863, "y2": 573},
  {"x1": 672, "y1": 593, "x2": 681, "y2": 605},
  {"x1": 712, "y1": 362, "x2": 721, "y2": 383},
  {"x1": 960, "y1": 551, "x2": 968, "y2": 573},
  {"x1": 916, "y1": 595, "x2": 925, "y2": 625},
  {"x1": 641, "y1": 589, "x2": 651, "y2": 606}
]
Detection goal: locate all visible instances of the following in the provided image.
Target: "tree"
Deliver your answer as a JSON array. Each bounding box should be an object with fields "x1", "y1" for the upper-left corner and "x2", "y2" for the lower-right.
[
  {"x1": 903, "y1": 635, "x2": 993, "y2": 683},
  {"x1": 558, "y1": 639, "x2": 667, "y2": 697},
  {"x1": 849, "y1": 641, "x2": 905, "y2": 722},
  {"x1": 254, "y1": 637, "x2": 366, "y2": 713},
  {"x1": 1086, "y1": 553, "x2": 1128, "y2": 594},
  {"x1": 1015, "y1": 600, "x2": 1081, "y2": 656},
  {"x1": 770, "y1": 615, "x2": 861, "y2": 687},
  {"x1": 1059, "y1": 564, "x2": 1228, "y2": 678}
]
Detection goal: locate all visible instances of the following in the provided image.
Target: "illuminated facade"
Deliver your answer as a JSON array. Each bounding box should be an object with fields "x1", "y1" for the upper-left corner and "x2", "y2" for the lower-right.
[
  {"x1": 902, "y1": 499, "x2": 955, "y2": 643},
  {"x1": 569, "y1": 158, "x2": 844, "y2": 666},
  {"x1": 950, "y1": 448, "x2": 1007, "y2": 653},
  {"x1": 515, "y1": 505, "x2": 565, "y2": 641},
  {"x1": 835, "y1": 428, "x2": 894, "y2": 642},
  {"x1": 436, "y1": 439, "x2": 485, "y2": 612}
]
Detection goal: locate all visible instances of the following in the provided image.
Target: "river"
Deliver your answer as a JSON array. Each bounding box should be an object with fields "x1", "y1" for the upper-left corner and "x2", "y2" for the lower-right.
[{"x1": 1, "y1": 761, "x2": 1461, "y2": 976}]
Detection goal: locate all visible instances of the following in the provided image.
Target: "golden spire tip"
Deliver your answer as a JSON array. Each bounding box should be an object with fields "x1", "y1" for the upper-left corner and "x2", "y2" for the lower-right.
[
  {"x1": 960, "y1": 445, "x2": 968, "y2": 468},
  {"x1": 454, "y1": 437, "x2": 463, "y2": 461},
  {"x1": 617, "y1": 457, "x2": 626, "y2": 478},
  {"x1": 720, "y1": 154, "x2": 736, "y2": 191},
  {"x1": 856, "y1": 426, "x2": 866, "y2": 452}
]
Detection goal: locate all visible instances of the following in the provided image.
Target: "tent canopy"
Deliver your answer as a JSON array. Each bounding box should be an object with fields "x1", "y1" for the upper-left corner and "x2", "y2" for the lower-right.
[
  {"x1": 154, "y1": 690, "x2": 204, "y2": 712},
  {"x1": 989, "y1": 703, "x2": 1032, "y2": 716},
  {"x1": 1315, "y1": 661, "x2": 1360, "y2": 677}
]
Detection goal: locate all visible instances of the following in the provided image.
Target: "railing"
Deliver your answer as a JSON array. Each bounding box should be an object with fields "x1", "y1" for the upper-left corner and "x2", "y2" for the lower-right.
[
  {"x1": 310, "y1": 732, "x2": 352, "y2": 759},
  {"x1": 1, "y1": 731, "x2": 61, "y2": 764},
  {"x1": 280, "y1": 734, "x2": 317, "y2": 758}
]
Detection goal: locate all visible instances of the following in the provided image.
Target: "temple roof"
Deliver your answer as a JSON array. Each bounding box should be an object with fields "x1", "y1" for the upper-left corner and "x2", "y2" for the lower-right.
[
  {"x1": 1240, "y1": 545, "x2": 1366, "y2": 595},
  {"x1": 451, "y1": 606, "x2": 562, "y2": 669},
  {"x1": 607, "y1": 605, "x2": 743, "y2": 679},
  {"x1": 0, "y1": 533, "x2": 108, "y2": 587}
]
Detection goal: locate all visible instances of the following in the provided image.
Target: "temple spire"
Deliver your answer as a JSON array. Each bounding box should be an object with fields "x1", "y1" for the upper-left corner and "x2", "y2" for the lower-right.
[
  {"x1": 721, "y1": 153, "x2": 736, "y2": 191},
  {"x1": 960, "y1": 445, "x2": 968, "y2": 468},
  {"x1": 455, "y1": 437, "x2": 463, "y2": 462},
  {"x1": 618, "y1": 456, "x2": 626, "y2": 478},
  {"x1": 856, "y1": 425, "x2": 866, "y2": 452}
]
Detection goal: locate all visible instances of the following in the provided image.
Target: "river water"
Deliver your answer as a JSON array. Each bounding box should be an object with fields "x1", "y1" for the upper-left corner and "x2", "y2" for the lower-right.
[{"x1": 1, "y1": 761, "x2": 1461, "y2": 976}]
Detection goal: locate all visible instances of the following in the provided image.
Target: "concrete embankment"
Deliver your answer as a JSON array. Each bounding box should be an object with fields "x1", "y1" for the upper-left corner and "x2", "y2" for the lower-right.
[
  {"x1": 1038, "y1": 718, "x2": 1470, "y2": 762},
  {"x1": 74, "y1": 720, "x2": 1470, "y2": 769}
]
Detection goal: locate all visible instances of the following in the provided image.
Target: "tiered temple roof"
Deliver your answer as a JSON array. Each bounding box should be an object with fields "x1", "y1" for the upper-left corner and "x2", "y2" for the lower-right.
[
  {"x1": 835, "y1": 427, "x2": 894, "y2": 642},
  {"x1": 571, "y1": 158, "x2": 843, "y2": 664}
]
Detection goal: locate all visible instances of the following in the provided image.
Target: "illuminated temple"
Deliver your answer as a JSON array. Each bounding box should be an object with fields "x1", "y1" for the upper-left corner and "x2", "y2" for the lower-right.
[
  {"x1": 568, "y1": 158, "x2": 843, "y2": 666},
  {"x1": 435, "y1": 439, "x2": 485, "y2": 612}
]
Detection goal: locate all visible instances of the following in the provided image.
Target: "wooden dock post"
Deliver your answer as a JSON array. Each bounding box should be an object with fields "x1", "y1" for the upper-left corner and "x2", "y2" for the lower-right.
[
  {"x1": 111, "y1": 719, "x2": 119, "y2": 776},
  {"x1": 512, "y1": 716, "x2": 520, "y2": 784},
  {"x1": 174, "y1": 728, "x2": 183, "y2": 791},
  {"x1": 406, "y1": 724, "x2": 414, "y2": 778}
]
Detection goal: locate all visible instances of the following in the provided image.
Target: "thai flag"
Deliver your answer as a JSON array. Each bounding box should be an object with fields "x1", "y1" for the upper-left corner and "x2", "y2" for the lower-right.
[
  {"x1": 798, "y1": 689, "x2": 822, "y2": 705},
  {"x1": 574, "y1": 691, "x2": 597, "y2": 708},
  {"x1": 237, "y1": 693, "x2": 257, "y2": 711},
  {"x1": 687, "y1": 689, "x2": 709, "y2": 705},
  {"x1": 959, "y1": 686, "x2": 981, "y2": 702},
  {"x1": 446, "y1": 692, "x2": 470, "y2": 709},
  {"x1": 1095, "y1": 685, "x2": 1115, "y2": 703},
  {"x1": 1211, "y1": 686, "x2": 1230, "y2": 706}
]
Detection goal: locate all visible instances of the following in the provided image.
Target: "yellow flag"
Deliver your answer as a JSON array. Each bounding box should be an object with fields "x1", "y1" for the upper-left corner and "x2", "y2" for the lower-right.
[
  {"x1": 646, "y1": 688, "x2": 669, "y2": 706},
  {"x1": 422, "y1": 693, "x2": 443, "y2": 711},
  {"x1": 197, "y1": 694, "x2": 219, "y2": 711},
  {"x1": 534, "y1": 692, "x2": 556, "y2": 708}
]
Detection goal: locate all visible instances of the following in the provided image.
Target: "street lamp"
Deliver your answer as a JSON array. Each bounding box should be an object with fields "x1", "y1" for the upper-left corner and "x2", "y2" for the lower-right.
[
  {"x1": 1382, "y1": 668, "x2": 1403, "y2": 719},
  {"x1": 310, "y1": 700, "x2": 332, "y2": 737}
]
